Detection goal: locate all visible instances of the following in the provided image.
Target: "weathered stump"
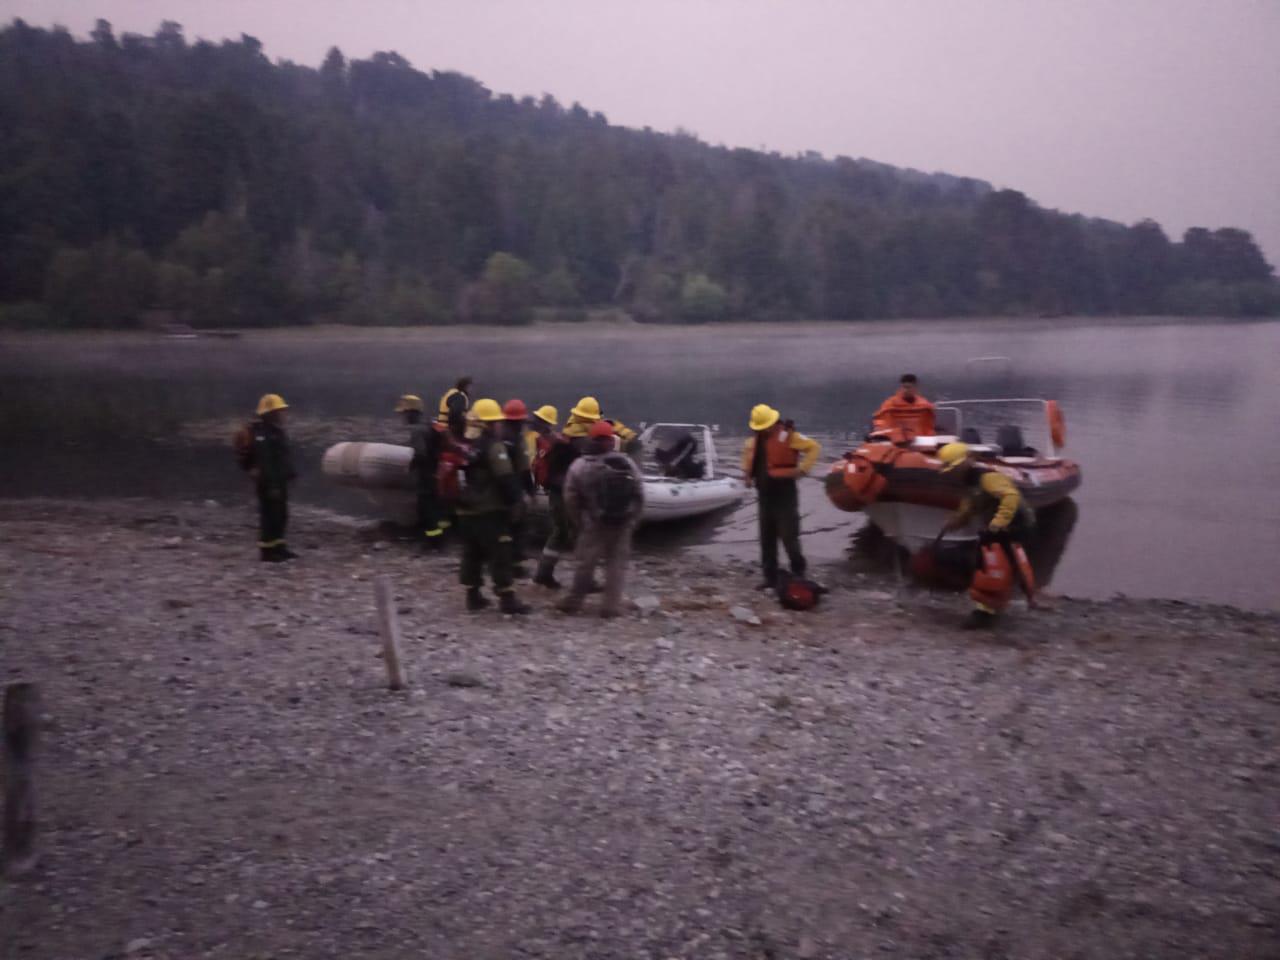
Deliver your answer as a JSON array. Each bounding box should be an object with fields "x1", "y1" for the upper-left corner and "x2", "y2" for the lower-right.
[
  {"x1": 374, "y1": 576, "x2": 408, "y2": 690},
  {"x1": 3, "y1": 682, "x2": 39, "y2": 877}
]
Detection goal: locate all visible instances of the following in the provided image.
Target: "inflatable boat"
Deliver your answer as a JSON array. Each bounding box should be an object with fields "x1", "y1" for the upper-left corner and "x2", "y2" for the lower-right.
[
  {"x1": 825, "y1": 398, "x2": 1082, "y2": 551},
  {"x1": 322, "y1": 422, "x2": 746, "y2": 526}
]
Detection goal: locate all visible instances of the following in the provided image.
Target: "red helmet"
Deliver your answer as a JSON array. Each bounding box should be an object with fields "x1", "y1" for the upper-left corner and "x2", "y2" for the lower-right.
[
  {"x1": 588, "y1": 419, "x2": 615, "y2": 439},
  {"x1": 502, "y1": 399, "x2": 528, "y2": 420}
]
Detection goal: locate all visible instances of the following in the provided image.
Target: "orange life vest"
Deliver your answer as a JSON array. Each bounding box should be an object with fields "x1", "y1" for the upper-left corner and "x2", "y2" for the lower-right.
[
  {"x1": 873, "y1": 391, "x2": 936, "y2": 436},
  {"x1": 745, "y1": 427, "x2": 800, "y2": 479}
]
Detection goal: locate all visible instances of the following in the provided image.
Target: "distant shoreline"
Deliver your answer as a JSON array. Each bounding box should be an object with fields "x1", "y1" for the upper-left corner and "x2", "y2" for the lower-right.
[{"x1": 2, "y1": 312, "x2": 1275, "y2": 346}]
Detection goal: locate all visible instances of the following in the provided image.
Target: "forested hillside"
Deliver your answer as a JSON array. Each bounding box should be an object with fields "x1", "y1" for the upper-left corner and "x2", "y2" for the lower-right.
[{"x1": 1, "y1": 19, "x2": 1276, "y2": 328}]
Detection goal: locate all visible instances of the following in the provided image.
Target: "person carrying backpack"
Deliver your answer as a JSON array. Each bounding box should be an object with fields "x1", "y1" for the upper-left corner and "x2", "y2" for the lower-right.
[
  {"x1": 235, "y1": 393, "x2": 297, "y2": 562},
  {"x1": 557, "y1": 420, "x2": 645, "y2": 618}
]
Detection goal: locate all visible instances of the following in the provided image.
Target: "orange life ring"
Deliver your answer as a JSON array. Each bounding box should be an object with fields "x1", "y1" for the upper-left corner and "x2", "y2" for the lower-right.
[{"x1": 1046, "y1": 400, "x2": 1066, "y2": 449}]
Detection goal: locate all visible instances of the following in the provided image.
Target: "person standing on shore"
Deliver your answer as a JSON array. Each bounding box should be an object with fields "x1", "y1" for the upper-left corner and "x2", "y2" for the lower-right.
[
  {"x1": 742, "y1": 404, "x2": 821, "y2": 590},
  {"x1": 397, "y1": 394, "x2": 446, "y2": 548},
  {"x1": 557, "y1": 420, "x2": 645, "y2": 618},
  {"x1": 245, "y1": 393, "x2": 297, "y2": 563},
  {"x1": 438, "y1": 376, "x2": 473, "y2": 440},
  {"x1": 533, "y1": 397, "x2": 600, "y2": 589},
  {"x1": 500, "y1": 398, "x2": 533, "y2": 575},
  {"x1": 455, "y1": 398, "x2": 531, "y2": 615}
]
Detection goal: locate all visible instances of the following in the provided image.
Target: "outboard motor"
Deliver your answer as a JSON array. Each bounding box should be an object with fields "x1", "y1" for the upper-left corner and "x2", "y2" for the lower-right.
[{"x1": 996, "y1": 424, "x2": 1029, "y2": 456}]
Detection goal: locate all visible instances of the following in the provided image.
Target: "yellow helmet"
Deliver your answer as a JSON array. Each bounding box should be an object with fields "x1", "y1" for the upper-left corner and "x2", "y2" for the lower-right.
[
  {"x1": 394, "y1": 394, "x2": 424, "y2": 413},
  {"x1": 938, "y1": 442, "x2": 970, "y2": 472},
  {"x1": 570, "y1": 396, "x2": 602, "y2": 421},
  {"x1": 257, "y1": 393, "x2": 288, "y2": 416},
  {"x1": 532, "y1": 404, "x2": 559, "y2": 426},
  {"x1": 471, "y1": 397, "x2": 506, "y2": 422},
  {"x1": 748, "y1": 404, "x2": 780, "y2": 431}
]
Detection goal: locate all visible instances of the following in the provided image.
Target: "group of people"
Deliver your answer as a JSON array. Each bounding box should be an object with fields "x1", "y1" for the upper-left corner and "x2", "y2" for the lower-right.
[
  {"x1": 238, "y1": 371, "x2": 1038, "y2": 629},
  {"x1": 392, "y1": 379, "x2": 645, "y2": 617}
]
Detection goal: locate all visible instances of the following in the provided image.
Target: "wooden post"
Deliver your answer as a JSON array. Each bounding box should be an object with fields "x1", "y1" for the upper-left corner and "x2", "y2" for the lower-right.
[
  {"x1": 3, "y1": 682, "x2": 38, "y2": 877},
  {"x1": 374, "y1": 577, "x2": 408, "y2": 690}
]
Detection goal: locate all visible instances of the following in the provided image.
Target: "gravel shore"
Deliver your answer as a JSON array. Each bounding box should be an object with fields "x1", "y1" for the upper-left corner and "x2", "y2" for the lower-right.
[{"x1": 1, "y1": 498, "x2": 1277, "y2": 960}]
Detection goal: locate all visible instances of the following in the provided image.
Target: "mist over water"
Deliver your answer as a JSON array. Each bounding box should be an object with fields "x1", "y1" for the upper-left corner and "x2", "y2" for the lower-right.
[{"x1": 3, "y1": 317, "x2": 1278, "y2": 610}]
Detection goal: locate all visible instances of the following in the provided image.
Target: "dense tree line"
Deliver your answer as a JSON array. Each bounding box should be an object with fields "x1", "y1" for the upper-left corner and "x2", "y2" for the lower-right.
[{"x1": 1, "y1": 20, "x2": 1276, "y2": 329}]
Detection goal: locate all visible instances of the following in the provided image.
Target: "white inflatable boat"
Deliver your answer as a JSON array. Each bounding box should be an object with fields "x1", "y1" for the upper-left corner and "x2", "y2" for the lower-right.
[{"x1": 321, "y1": 422, "x2": 746, "y2": 526}]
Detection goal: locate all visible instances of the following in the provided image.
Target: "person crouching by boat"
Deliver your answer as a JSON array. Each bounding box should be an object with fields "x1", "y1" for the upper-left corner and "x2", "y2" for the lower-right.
[
  {"x1": 248, "y1": 393, "x2": 297, "y2": 562},
  {"x1": 557, "y1": 420, "x2": 645, "y2": 619},
  {"x1": 937, "y1": 442, "x2": 1038, "y2": 629},
  {"x1": 397, "y1": 394, "x2": 447, "y2": 548},
  {"x1": 742, "y1": 404, "x2": 821, "y2": 591},
  {"x1": 872, "y1": 373, "x2": 936, "y2": 438},
  {"x1": 455, "y1": 399, "x2": 531, "y2": 615}
]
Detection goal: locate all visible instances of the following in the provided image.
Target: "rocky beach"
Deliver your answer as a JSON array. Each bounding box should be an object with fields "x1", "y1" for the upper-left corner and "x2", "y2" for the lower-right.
[{"x1": 1, "y1": 497, "x2": 1277, "y2": 959}]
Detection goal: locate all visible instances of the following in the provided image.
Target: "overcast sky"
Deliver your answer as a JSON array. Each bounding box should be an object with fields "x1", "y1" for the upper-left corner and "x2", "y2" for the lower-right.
[{"x1": 5, "y1": 0, "x2": 1279, "y2": 265}]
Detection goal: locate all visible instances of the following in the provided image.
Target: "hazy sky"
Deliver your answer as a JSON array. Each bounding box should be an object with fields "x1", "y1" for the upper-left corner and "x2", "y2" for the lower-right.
[{"x1": 5, "y1": 0, "x2": 1279, "y2": 265}]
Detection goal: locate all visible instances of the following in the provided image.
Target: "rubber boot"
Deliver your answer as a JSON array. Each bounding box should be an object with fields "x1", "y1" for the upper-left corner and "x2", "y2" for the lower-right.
[
  {"x1": 260, "y1": 547, "x2": 285, "y2": 563},
  {"x1": 466, "y1": 588, "x2": 491, "y2": 613},
  {"x1": 533, "y1": 556, "x2": 562, "y2": 590},
  {"x1": 499, "y1": 591, "x2": 531, "y2": 616},
  {"x1": 962, "y1": 609, "x2": 998, "y2": 630},
  {"x1": 278, "y1": 545, "x2": 299, "y2": 561}
]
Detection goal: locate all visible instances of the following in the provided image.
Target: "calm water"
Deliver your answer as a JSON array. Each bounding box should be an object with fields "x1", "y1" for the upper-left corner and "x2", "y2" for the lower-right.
[{"x1": 2, "y1": 318, "x2": 1278, "y2": 610}]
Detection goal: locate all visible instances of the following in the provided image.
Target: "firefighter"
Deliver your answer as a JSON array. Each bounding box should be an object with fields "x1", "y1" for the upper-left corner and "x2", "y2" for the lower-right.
[
  {"x1": 872, "y1": 373, "x2": 937, "y2": 437},
  {"x1": 500, "y1": 398, "x2": 533, "y2": 574},
  {"x1": 533, "y1": 397, "x2": 602, "y2": 588},
  {"x1": 438, "y1": 376, "x2": 473, "y2": 440},
  {"x1": 741, "y1": 404, "x2": 821, "y2": 590},
  {"x1": 455, "y1": 398, "x2": 530, "y2": 615},
  {"x1": 938, "y1": 442, "x2": 1038, "y2": 629},
  {"x1": 396, "y1": 394, "x2": 446, "y2": 547},
  {"x1": 557, "y1": 420, "x2": 645, "y2": 618},
  {"x1": 248, "y1": 393, "x2": 297, "y2": 562}
]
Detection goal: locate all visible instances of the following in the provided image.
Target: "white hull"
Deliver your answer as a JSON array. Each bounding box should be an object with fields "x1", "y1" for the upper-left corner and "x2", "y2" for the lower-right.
[
  {"x1": 864, "y1": 502, "x2": 981, "y2": 552},
  {"x1": 321, "y1": 440, "x2": 745, "y2": 526}
]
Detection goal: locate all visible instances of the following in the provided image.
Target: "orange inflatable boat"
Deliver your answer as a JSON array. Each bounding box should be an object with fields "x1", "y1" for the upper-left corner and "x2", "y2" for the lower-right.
[{"x1": 825, "y1": 398, "x2": 1082, "y2": 549}]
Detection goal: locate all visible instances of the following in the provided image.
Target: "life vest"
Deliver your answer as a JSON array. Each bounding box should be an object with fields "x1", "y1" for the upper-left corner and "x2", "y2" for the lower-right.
[
  {"x1": 436, "y1": 439, "x2": 472, "y2": 502},
  {"x1": 872, "y1": 392, "x2": 936, "y2": 436},
  {"x1": 828, "y1": 443, "x2": 906, "y2": 510},
  {"x1": 437, "y1": 387, "x2": 469, "y2": 424},
  {"x1": 745, "y1": 427, "x2": 800, "y2": 479}
]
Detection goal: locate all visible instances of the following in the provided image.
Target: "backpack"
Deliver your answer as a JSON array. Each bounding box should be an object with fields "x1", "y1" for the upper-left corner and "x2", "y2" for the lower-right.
[
  {"x1": 776, "y1": 570, "x2": 826, "y2": 611},
  {"x1": 593, "y1": 453, "x2": 638, "y2": 527},
  {"x1": 436, "y1": 441, "x2": 473, "y2": 503},
  {"x1": 232, "y1": 422, "x2": 256, "y2": 471}
]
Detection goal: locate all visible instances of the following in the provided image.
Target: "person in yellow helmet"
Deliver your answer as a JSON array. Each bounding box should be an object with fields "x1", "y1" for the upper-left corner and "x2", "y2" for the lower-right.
[
  {"x1": 245, "y1": 393, "x2": 297, "y2": 562},
  {"x1": 533, "y1": 396, "x2": 635, "y2": 589},
  {"x1": 437, "y1": 376, "x2": 473, "y2": 440},
  {"x1": 741, "y1": 404, "x2": 821, "y2": 590},
  {"x1": 397, "y1": 394, "x2": 447, "y2": 547},
  {"x1": 938, "y1": 442, "x2": 1038, "y2": 629},
  {"x1": 454, "y1": 398, "x2": 530, "y2": 615}
]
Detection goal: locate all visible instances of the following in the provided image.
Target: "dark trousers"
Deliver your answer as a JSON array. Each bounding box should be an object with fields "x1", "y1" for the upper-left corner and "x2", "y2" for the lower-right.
[
  {"x1": 457, "y1": 512, "x2": 514, "y2": 592},
  {"x1": 258, "y1": 490, "x2": 288, "y2": 548},
  {"x1": 416, "y1": 485, "x2": 444, "y2": 538},
  {"x1": 539, "y1": 487, "x2": 574, "y2": 561},
  {"x1": 757, "y1": 482, "x2": 805, "y2": 583}
]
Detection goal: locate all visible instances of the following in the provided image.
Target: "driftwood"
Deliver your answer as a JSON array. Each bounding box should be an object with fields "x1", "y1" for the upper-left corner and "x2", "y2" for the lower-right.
[
  {"x1": 374, "y1": 577, "x2": 408, "y2": 690},
  {"x1": 3, "y1": 682, "x2": 38, "y2": 877}
]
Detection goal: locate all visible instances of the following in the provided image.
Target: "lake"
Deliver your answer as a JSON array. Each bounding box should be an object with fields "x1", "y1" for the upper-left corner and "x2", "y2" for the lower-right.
[{"x1": 2, "y1": 317, "x2": 1277, "y2": 611}]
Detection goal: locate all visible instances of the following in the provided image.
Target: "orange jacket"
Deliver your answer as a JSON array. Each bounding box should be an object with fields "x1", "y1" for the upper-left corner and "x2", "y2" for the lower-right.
[
  {"x1": 741, "y1": 424, "x2": 821, "y2": 481},
  {"x1": 872, "y1": 390, "x2": 936, "y2": 436}
]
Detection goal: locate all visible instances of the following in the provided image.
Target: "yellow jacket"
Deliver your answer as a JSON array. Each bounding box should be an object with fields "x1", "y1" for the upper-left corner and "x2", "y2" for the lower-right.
[
  {"x1": 953, "y1": 470, "x2": 1025, "y2": 531},
  {"x1": 564, "y1": 416, "x2": 637, "y2": 445}
]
